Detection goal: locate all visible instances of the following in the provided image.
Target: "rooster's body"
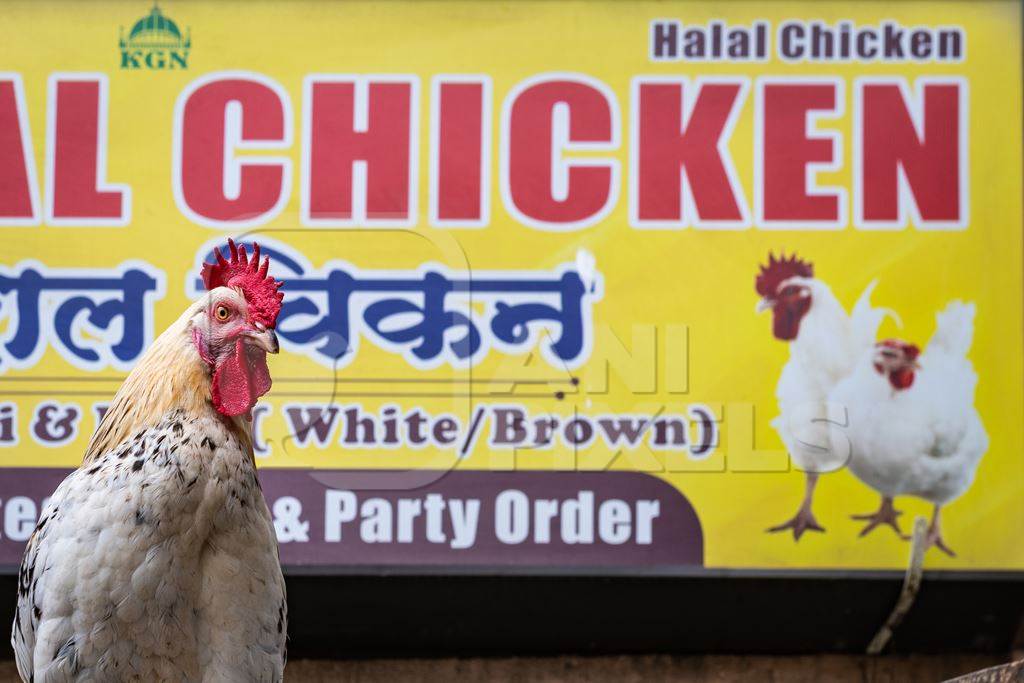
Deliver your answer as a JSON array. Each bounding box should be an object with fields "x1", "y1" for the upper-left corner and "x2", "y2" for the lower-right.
[
  {"x1": 12, "y1": 242, "x2": 287, "y2": 682},
  {"x1": 829, "y1": 301, "x2": 988, "y2": 553}
]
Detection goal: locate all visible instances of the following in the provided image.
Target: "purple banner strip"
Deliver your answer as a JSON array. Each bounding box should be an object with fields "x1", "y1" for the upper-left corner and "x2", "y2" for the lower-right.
[{"x1": 0, "y1": 468, "x2": 703, "y2": 568}]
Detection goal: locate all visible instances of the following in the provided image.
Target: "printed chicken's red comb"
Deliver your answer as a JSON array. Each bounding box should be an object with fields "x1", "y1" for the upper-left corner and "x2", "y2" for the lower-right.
[
  {"x1": 877, "y1": 338, "x2": 920, "y2": 360},
  {"x1": 756, "y1": 252, "x2": 814, "y2": 297},
  {"x1": 202, "y1": 239, "x2": 284, "y2": 328}
]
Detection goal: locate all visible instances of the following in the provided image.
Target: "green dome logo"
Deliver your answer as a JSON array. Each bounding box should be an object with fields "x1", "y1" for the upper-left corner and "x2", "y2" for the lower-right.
[{"x1": 119, "y1": 3, "x2": 191, "y2": 70}]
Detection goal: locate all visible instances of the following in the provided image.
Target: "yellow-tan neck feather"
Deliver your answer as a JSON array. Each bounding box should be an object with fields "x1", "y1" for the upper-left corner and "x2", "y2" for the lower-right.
[{"x1": 83, "y1": 303, "x2": 226, "y2": 463}]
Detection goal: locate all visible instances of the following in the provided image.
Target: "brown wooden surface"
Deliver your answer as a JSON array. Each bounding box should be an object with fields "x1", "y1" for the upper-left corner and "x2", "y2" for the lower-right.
[
  {"x1": 948, "y1": 660, "x2": 1024, "y2": 683},
  {"x1": 0, "y1": 654, "x2": 1008, "y2": 681}
]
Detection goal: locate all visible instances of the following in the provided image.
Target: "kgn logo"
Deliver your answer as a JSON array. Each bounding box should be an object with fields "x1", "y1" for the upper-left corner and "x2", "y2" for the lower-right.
[{"x1": 119, "y1": 3, "x2": 191, "y2": 70}]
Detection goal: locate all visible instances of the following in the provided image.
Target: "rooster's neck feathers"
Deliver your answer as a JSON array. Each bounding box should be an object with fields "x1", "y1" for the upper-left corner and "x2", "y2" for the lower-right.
[
  {"x1": 83, "y1": 301, "x2": 248, "y2": 464},
  {"x1": 790, "y1": 280, "x2": 846, "y2": 348}
]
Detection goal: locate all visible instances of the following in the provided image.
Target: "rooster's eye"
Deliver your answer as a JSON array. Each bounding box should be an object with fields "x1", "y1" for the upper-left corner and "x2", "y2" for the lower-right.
[{"x1": 215, "y1": 305, "x2": 231, "y2": 321}]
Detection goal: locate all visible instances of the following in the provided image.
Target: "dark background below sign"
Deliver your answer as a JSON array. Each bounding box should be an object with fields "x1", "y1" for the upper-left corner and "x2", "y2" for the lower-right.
[{"x1": 0, "y1": 569, "x2": 1017, "y2": 658}]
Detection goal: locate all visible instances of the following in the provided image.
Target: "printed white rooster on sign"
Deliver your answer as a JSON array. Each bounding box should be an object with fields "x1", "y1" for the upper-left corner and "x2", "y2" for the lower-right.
[
  {"x1": 756, "y1": 253, "x2": 889, "y2": 540},
  {"x1": 830, "y1": 301, "x2": 988, "y2": 555}
]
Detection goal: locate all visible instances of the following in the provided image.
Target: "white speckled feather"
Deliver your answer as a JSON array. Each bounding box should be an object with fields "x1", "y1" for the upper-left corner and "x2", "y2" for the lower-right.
[{"x1": 12, "y1": 409, "x2": 286, "y2": 683}]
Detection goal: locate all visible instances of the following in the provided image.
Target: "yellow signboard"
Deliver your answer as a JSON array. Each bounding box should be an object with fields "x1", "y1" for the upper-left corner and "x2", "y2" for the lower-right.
[{"x1": 0, "y1": 0, "x2": 1020, "y2": 571}]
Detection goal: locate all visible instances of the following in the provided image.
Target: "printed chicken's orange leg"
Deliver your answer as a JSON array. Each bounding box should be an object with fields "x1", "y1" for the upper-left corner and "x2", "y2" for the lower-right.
[
  {"x1": 925, "y1": 505, "x2": 956, "y2": 557},
  {"x1": 851, "y1": 496, "x2": 909, "y2": 539},
  {"x1": 767, "y1": 471, "x2": 825, "y2": 540}
]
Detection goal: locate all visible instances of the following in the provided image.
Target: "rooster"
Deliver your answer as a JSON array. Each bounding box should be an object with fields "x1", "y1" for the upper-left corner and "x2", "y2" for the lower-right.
[
  {"x1": 756, "y1": 253, "x2": 888, "y2": 539},
  {"x1": 12, "y1": 240, "x2": 288, "y2": 682},
  {"x1": 829, "y1": 301, "x2": 988, "y2": 555}
]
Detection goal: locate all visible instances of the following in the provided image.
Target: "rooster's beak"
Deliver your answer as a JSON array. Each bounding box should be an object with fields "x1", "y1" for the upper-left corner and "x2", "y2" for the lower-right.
[
  {"x1": 756, "y1": 298, "x2": 773, "y2": 314},
  {"x1": 247, "y1": 327, "x2": 280, "y2": 354}
]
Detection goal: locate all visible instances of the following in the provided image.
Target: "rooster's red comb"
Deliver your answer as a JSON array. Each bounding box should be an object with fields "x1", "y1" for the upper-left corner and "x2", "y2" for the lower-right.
[
  {"x1": 877, "y1": 338, "x2": 920, "y2": 360},
  {"x1": 202, "y1": 239, "x2": 284, "y2": 328},
  {"x1": 756, "y1": 252, "x2": 814, "y2": 297}
]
